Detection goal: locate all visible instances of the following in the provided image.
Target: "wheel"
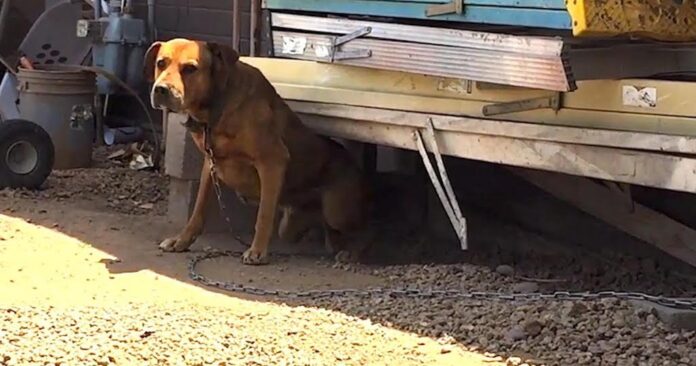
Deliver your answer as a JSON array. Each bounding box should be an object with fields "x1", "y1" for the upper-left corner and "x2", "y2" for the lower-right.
[{"x1": 0, "y1": 119, "x2": 54, "y2": 189}]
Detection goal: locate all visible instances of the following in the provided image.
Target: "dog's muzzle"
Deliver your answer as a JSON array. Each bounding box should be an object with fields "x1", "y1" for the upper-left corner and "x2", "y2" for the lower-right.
[{"x1": 150, "y1": 83, "x2": 184, "y2": 112}]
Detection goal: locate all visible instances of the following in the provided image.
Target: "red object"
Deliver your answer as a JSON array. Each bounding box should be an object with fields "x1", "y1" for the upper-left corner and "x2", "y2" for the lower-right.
[{"x1": 19, "y1": 57, "x2": 34, "y2": 70}]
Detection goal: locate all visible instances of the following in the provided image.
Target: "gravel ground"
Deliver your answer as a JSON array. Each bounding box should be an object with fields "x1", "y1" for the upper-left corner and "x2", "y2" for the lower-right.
[
  {"x1": 2, "y1": 147, "x2": 696, "y2": 365},
  {"x1": 1, "y1": 145, "x2": 169, "y2": 216}
]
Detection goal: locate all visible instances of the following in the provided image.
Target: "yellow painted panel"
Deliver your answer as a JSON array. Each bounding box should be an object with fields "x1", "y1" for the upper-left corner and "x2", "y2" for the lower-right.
[
  {"x1": 243, "y1": 58, "x2": 696, "y2": 116},
  {"x1": 241, "y1": 57, "x2": 696, "y2": 136},
  {"x1": 567, "y1": 0, "x2": 696, "y2": 41}
]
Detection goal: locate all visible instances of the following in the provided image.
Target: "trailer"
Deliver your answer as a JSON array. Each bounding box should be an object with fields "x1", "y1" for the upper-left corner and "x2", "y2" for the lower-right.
[
  {"x1": 151, "y1": 1, "x2": 696, "y2": 267},
  {"x1": 35, "y1": 0, "x2": 696, "y2": 265}
]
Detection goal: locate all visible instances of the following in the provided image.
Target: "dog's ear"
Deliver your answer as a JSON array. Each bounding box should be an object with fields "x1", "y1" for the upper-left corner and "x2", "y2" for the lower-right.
[
  {"x1": 143, "y1": 41, "x2": 162, "y2": 83},
  {"x1": 206, "y1": 41, "x2": 239, "y2": 91}
]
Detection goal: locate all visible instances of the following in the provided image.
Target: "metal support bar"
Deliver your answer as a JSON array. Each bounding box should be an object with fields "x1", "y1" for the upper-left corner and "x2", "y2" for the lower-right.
[
  {"x1": 232, "y1": 0, "x2": 241, "y2": 51},
  {"x1": 414, "y1": 119, "x2": 468, "y2": 249},
  {"x1": 482, "y1": 94, "x2": 561, "y2": 116},
  {"x1": 603, "y1": 181, "x2": 635, "y2": 212},
  {"x1": 426, "y1": 0, "x2": 464, "y2": 17},
  {"x1": 250, "y1": 0, "x2": 261, "y2": 56},
  {"x1": 331, "y1": 26, "x2": 372, "y2": 62}
]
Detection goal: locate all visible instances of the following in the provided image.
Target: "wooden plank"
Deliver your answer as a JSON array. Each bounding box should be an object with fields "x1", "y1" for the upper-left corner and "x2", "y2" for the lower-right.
[
  {"x1": 241, "y1": 58, "x2": 696, "y2": 133},
  {"x1": 273, "y1": 82, "x2": 696, "y2": 137},
  {"x1": 288, "y1": 102, "x2": 696, "y2": 154},
  {"x1": 297, "y1": 113, "x2": 696, "y2": 194},
  {"x1": 263, "y1": 0, "x2": 572, "y2": 29},
  {"x1": 511, "y1": 168, "x2": 696, "y2": 267}
]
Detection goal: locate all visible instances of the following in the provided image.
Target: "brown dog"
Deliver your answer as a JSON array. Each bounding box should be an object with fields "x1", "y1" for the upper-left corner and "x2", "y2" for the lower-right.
[{"x1": 144, "y1": 38, "x2": 369, "y2": 265}]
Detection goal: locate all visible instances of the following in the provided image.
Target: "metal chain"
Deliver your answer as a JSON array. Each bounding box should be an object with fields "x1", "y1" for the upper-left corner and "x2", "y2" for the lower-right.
[
  {"x1": 204, "y1": 125, "x2": 249, "y2": 248},
  {"x1": 197, "y1": 127, "x2": 696, "y2": 310},
  {"x1": 187, "y1": 250, "x2": 696, "y2": 309}
]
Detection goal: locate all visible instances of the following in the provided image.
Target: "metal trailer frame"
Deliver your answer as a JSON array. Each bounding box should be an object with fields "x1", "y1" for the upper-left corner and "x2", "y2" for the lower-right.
[
  {"x1": 262, "y1": 0, "x2": 696, "y2": 41},
  {"x1": 213, "y1": 57, "x2": 696, "y2": 267},
  {"x1": 163, "y1": 1, "x2": 696, "y2": 267}
]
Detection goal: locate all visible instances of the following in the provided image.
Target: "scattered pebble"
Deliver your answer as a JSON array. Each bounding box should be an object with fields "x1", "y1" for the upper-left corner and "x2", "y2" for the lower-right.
[
  {"x1": 2, "y1": 143, "x2": 696, "y2": 366},
  {"x1": 496, "y1": 265, "x2": 515, "y2": 277},
  {"x1": 511, "y1": 281, "x2": 539, "y2": 293}
]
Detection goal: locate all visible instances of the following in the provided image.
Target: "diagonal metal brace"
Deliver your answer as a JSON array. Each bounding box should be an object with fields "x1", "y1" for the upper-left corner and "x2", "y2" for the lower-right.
[
  {"x1": 414, "y1": 119, "x2": 468, "y2": 249},
  {"x1": 330, "y1": 26, "x2": 373, "y2": 62}
]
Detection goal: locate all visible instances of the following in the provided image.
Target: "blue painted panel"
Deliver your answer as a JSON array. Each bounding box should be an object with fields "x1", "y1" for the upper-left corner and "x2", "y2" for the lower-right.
[
  {"x1": 264, "y1": 0, "x2": 572, "y2": 29},
  {"x1": 375, "y1": 0, "x2": 567, "y2": 9}
]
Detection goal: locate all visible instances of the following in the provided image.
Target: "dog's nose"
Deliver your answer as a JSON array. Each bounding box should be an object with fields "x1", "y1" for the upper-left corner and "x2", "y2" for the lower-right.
[{"x1": 154, "y1": 85, "x2": 169, "y2": 97}]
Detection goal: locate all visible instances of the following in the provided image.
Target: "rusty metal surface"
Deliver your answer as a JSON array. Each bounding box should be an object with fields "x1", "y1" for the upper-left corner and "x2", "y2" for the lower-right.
[{"x1": 567, "y1": 0, "x2": 696, "y2": 41}]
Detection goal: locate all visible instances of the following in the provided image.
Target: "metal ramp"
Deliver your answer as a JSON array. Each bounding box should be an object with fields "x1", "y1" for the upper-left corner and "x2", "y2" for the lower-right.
[{"x1": 268, "y1": 13, "x2": 696, "y2": 92}]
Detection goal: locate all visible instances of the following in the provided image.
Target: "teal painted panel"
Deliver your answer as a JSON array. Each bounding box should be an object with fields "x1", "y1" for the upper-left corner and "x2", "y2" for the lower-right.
[
  {"x1": 375, "y1": 0, "x2": 567, "y2": 9},
  {"x1": 264, "y1": 0, "x2": 572, "y2": 29}
]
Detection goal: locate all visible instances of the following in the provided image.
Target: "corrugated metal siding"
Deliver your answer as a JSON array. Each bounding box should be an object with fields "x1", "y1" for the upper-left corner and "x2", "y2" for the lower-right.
[{"x1": 130, "y1": 0, "x2": 251, "y2": 55}]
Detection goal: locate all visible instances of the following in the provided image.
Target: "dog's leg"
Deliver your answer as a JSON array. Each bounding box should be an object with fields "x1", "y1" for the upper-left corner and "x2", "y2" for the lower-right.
[
  {"x1": 322, "y1": 177, "x2": 369, "y2": 263},
  {"x1": 279, "y1": 204, "x2": 322, "y2": 243},
  {"x1": 159, "y1": 159, "x2": 212, "y2": 252},
  {"x1": 242, "y1": 161, "x2": 287, "y2": 265}
]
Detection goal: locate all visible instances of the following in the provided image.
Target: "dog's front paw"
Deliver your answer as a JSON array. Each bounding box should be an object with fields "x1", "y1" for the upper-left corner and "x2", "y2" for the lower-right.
[
  {"x1": 242, "y1": 247, "x2": 269, "y2": 265},
  {"x1": 158, "y1": 236, "x2": 194, "y2": 252}
]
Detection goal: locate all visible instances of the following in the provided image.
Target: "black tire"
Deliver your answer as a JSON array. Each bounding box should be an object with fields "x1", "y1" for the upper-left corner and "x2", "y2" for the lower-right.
[{"x1": 0, "y1": 119, "x2": 54, "y2": 189}]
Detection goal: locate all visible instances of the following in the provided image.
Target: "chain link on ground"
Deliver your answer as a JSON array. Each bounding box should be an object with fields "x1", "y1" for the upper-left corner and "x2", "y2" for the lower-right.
[
  {"x1": 197, "y1": 125, "x2": 696, "y2": 311},
  {"x1": 187, "y1": 249, "x2": 696, "y2": 310}
]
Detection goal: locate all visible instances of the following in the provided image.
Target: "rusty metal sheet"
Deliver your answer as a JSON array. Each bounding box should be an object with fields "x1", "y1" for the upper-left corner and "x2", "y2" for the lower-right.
[{"x1": 567, "y1": 0, "x2": 696, "y2": 41}]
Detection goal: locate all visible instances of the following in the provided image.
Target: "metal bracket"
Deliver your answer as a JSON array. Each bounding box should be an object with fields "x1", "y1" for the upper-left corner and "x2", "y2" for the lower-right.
[
  {"x1": 482, "y1": 94, "x2": 561, "y2": 116},
  {"x1": 426, "y1": 0, "x2": 464, "y2": 17},
  {"x1": 330, "y1": 26, "x2": 373, "y2": 62},
  {"x1": 414, "y1": 119, "x2": 468, "y2": 250}
]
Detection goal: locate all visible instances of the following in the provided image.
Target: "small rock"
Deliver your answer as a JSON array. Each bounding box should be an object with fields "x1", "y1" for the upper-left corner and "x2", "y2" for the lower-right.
[
  {"x1": 523, "y1": 320, "x2": 543, "y2": 337},
  {"x1": 512, "y1": 282, "x2": 539, "y2": 293},
  {"x1": 496, "y1": 265, "x2": 515, "y2": 277},
  {"x1": 564, "y1": 302, "x2": 588, "y2": 317},
  {"x1": 139, "y1": 203, "x2": 154, "y2": 210},
  {"x1": 504, "y1": 326, "x2": 527, "y2": 341}
]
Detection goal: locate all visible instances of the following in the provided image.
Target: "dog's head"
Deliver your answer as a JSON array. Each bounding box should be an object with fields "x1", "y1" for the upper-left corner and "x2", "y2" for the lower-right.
[{"x1": 144, "y1": 38, "x2": 239, "y2": 113}]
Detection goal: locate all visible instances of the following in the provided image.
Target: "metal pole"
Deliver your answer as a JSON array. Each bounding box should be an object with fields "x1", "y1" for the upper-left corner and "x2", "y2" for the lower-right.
[
  {"x1": 250, "y1": 0, "x2": 260, "y2": 56},
  {"x1": 232, "y1": 0, "x2": 241, "y2": 51},
  {"x1": 147, "y1": 0, "x2": 157, "y2": 41},
  {"x1": 94, "y1": 0, "x2": 102, "y2": 19}
]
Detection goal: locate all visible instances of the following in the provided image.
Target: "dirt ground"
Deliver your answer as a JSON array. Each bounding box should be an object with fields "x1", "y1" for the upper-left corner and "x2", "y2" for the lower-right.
[
  {"x1": 0, "y1": 197, "x2": 501, "y2": 366},
  {"x1": 2, "y1": 147, "x2": 696, "y2": 365}
]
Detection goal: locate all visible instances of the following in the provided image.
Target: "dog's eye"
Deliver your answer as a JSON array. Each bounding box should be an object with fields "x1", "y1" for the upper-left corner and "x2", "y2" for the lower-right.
[
  {"x1": 181, "y1": 64, "x2": 198, "y2": 76},
  {"x1": 156, "y1": 59, "x2": 167, "y2": 70}
]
